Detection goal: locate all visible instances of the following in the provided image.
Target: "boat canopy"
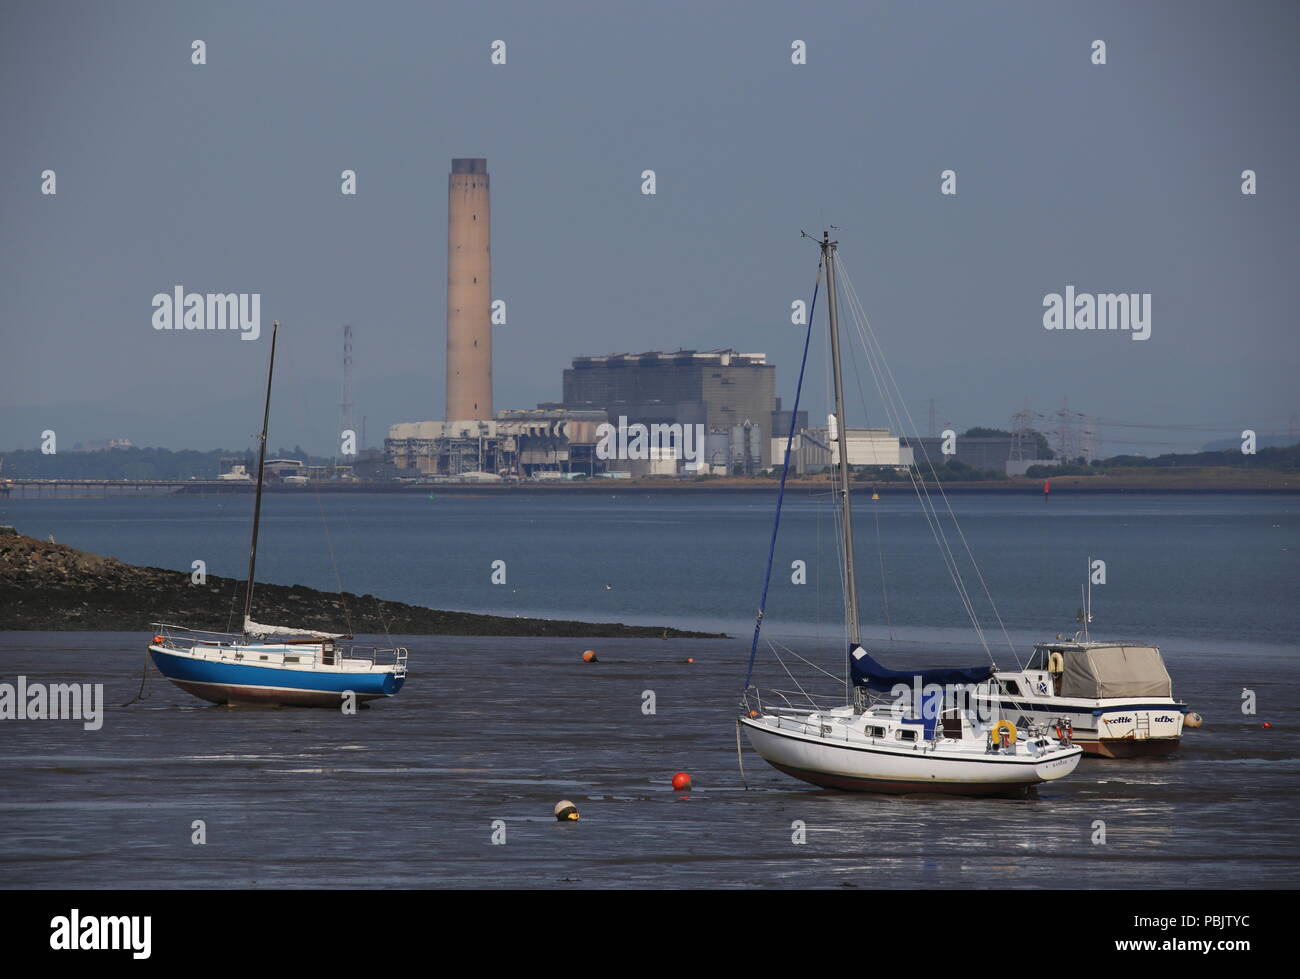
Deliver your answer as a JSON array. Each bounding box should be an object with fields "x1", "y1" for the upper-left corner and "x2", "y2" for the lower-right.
[
  {"x1": 850, "y1": 645, "x2": 993, "y2": 693},
  {"x1": 1060, "y1": 645, "x2": 1171, "y2": 698},
  {"x1": 243, "y1": 617, "x2": 345, "y2": 641}
]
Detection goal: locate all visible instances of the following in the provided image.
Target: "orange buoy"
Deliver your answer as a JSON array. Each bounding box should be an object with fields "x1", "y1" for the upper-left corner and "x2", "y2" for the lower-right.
[
  {"x1": 672, "y1": 771, "x2": 692, "y2": 791},
  {"x1": 554, "y1": 800, "x2": 580, "y2": 821},
  {"x1": 582, "y1": 650, "x2": 598, "y2": 663},
  {"x1": 748, "y1": 710, "x2": 759, "y2": 719},
  {"x1": 686, "y1": 657, "x2": 694, "y2": 664}
]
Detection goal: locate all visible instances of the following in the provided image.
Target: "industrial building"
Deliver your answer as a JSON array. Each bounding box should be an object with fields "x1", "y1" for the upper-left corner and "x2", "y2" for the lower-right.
[
  {"x1": 776, "y1": 427, "x2": 914, "y2": 475},
  {"x1": 387, "y1": 410, "x2": 608, "y2": 477},
  {"x1": 386, "y1": 157, "x2": 910, "y2": 481},
  {"x1": 554, "y1": 348, "x2": 778, "y2": 469}
]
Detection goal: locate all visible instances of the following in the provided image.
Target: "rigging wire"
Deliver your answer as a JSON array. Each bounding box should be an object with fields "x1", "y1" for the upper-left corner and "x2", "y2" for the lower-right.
[
  {"x1": 835, "y1": 252, "x2": 1022, "y2": 668},
  {"x1": 833, "y1": 256, "x2": 992, "y2": 657},
  {"x1": 312, "y1": 485, "x2": 355, "y2": 637},
  {"x1": 743, "y1": 257, "x2": 822, "y2": 690}
]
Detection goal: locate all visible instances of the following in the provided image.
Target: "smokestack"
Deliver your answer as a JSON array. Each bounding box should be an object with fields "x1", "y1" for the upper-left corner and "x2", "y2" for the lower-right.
[{"x1": 446, "y1": 158, "x2": 492, "y2": 421}]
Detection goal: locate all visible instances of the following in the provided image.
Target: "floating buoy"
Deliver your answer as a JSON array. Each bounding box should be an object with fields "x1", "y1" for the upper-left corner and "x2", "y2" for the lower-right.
[
  {"x1": 1184, "y1": 712, "x2": 1203, "y2": 729},
  {"x1": 686, "y1": 657, "x2": 694, "y2": 664},
  {"x1": 582, "y1": 650, "x2": 598, "y2": 663},
  {"x1": 871, "y1": 491, "x2": 879, "y2": 501},
  {"x1": 1263, "y1": 722, "x2": 1273, "y2": 729},
  {"x1": 554, "y1": 800, "x2": 580, "y2": 821},
  {"x1": 671, "y1": 771, "x2": 692, "y2": 791}
]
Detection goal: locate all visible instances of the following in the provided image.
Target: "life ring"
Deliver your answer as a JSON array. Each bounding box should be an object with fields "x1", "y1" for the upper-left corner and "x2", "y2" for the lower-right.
[
  {"x1": 1047, "y1": 651, "x2": 1065, "y2": 674},
  {"x1": 992, "y1": 720, "x2": 1017, "y2": 745}
]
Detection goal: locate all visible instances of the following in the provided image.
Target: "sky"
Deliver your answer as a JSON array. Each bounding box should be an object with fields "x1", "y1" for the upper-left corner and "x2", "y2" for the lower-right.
[{"x1": 2, "y1": 0, "x2": 1297, "y2": 457}]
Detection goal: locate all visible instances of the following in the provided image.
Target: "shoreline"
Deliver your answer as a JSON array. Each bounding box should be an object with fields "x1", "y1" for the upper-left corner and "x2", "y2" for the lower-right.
[
  {"x1": 5, "y1": 467, "x2": 1295, "y2": 497},
  {"x1": 0, "y1": 532, "x2": 726, "y2": 639}
]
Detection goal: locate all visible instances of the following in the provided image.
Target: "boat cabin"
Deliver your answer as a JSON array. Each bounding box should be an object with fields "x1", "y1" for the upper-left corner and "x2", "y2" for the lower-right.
[{"x1": 1027, "y1": 641, "x2": 1173, "y2": 699}]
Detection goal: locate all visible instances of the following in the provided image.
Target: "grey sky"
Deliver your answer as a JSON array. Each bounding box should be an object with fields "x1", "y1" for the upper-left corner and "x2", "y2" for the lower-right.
[{"x1": 2, "y1": 0, "x2": 1296, "y2": 457}]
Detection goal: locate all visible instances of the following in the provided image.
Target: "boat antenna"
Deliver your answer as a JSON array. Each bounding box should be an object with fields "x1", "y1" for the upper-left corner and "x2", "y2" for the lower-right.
[
  {"x1": 1085, "y1": 554, "x2": 1092, "y2": 640},
  {"x1": 242, "y1": 320, "x2": 279, "y2": 633}
]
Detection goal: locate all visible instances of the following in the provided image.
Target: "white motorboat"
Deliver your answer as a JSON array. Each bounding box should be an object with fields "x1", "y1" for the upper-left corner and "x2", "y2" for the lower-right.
[{"x1": 993, "y1": 639, "x2": 1186, "y2": 757}]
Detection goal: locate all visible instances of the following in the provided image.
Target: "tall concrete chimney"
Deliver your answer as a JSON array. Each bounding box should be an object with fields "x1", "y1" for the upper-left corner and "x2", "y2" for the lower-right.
[{"x1": 446, "y1": 158, "x2": 492, "y2": 421}]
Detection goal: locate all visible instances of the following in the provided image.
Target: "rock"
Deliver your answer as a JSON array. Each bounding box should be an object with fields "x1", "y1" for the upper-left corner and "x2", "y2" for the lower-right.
[{"x1": 0, "y1": 532, "x2": 726, "y2": 638}]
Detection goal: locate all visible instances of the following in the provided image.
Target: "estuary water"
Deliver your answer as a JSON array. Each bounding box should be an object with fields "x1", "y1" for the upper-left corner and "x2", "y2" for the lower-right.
[{"x1": 1, "y1": 491, "x2": 1297, "y2": 888}]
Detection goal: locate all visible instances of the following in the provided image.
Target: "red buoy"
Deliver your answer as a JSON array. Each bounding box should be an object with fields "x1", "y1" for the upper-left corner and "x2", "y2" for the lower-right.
[
  {"x1": 1263, "y1": 722, "x2": 1273, "y2": 729},
  {"x1": 582, "y1": 650, "x2": 598, "y2": 663},
  {"x1": 686, "y1": 657, "x2": 694, "y2": 664},
  {"x1": 671, "y1": 771, "x2": 692, "y2": 791}
]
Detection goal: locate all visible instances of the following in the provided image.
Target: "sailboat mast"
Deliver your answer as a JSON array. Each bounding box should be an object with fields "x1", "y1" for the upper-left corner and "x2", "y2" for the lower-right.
[
  {"x1": 242, "y1": 320, "x2": 279, "y2": 632},
  {"x1": 822, "y1": 234, "x2": 862, "y2": 683}
]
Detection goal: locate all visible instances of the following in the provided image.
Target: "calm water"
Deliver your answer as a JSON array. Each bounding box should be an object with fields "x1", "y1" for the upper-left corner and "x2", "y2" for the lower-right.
[
  {"x1": 1, "y1": 632, "x2": 1297, "y2": 889},
  {"x1": 3, "y1": 491, "x2": 1297, "y2": 642},
  {"x1": 1, "y1": 492, "x2": 1298, "y2": 887}
]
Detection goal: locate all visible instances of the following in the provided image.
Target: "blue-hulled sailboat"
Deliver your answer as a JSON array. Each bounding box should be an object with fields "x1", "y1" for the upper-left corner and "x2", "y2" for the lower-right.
[{"x1": 148, "y1": 321, "x2": 407, "y2": 707}]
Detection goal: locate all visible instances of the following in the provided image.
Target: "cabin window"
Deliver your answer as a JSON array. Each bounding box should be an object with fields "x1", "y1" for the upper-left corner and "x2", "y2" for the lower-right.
[
  {"x1": 868, "y1": 726, "x2": 885, "y2": 738},
  {"x1": 941, "y1": 715, "x2": 963, "y2": 739},
  {"x1": 897, "y1": 729, "x2": 917, "y2": 742},
  {"x1": 1001, "y1": 680, "x2": 1022, "y2": 695}
]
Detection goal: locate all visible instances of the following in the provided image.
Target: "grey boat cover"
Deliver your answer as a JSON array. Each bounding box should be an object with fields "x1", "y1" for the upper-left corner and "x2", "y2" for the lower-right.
[{"x1": 1060, "y1": 645, "x2": 1171, "y2": 699}]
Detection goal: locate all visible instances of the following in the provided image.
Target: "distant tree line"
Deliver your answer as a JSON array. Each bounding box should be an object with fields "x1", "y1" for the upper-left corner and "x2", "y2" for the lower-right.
[
  {"x1": 0, "y1": 446, "x2": 331, "y2": 480},
  {"x1": 1024, "y1": 443, "x2": 1300, "y2": 478},
  {"x1": 960, "y1": 426, "x2": 1053, "y2": 460}
]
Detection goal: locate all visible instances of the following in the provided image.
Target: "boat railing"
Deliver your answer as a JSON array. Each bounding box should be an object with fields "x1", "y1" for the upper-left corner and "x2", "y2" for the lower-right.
[
  {"x1": 337, "y1": 644, "x2": 408, "y2": 675},
  {"x1": 152, "y1": 623, "x2": 408, "y2": 675}
]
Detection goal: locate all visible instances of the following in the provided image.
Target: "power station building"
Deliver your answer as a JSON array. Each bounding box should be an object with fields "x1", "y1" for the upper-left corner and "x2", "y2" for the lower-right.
[
  {"x1": 552, "y1": 349, "x2": 778, "y2": 470},
  {"x1": 385, "y1": 158, "x2": 789, "y2": 478}
]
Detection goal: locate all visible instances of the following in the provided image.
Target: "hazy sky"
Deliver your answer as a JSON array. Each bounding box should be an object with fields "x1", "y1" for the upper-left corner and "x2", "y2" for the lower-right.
[{"x1": 2, "y1": 0, "x2": 1296, "y2": 457}]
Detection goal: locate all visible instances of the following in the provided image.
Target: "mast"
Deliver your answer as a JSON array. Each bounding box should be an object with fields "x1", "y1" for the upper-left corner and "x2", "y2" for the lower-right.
[
  {"x1": 821, "y1": 233, "x2": 862, "y2": 703},
  {"x1": 242, "y1": 320, "x2": 279, "y2": 632}
]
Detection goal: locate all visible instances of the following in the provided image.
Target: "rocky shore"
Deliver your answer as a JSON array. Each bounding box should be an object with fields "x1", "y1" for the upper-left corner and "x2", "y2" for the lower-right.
[{"x1": 0, "y1": 530, "x2": 724, "y2": 638}]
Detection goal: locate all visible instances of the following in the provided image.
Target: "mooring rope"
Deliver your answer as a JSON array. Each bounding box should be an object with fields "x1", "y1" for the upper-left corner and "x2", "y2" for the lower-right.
[{"x1": 120, "y1": 645, "x2": 154, "y2": 707}]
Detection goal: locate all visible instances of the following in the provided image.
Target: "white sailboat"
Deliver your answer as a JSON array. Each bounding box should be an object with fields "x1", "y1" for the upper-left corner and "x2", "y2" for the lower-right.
[{"x1": 738, "y1": 232, "x2": 1081, "y2": 796}]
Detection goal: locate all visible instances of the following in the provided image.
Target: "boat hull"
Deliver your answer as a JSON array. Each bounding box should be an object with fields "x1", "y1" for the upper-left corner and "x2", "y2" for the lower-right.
[
  {"x1": 993, "y1": 697, "x2": 1184, "y2": 759},
  {"x1": 1079, "y1": 735, "x2": 1180, "y2": 758},
  {"x1": 149, "y1": 646, "x2": 403, "y2": 707},
  {"x1": 740, "y1": 716, "x2": 1081, "y2": 797}
]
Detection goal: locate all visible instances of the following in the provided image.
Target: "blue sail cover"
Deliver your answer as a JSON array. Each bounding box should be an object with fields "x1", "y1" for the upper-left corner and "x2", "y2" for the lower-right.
[{"x1": 849, "y1": 645, "x2": 993, "y2": 693}]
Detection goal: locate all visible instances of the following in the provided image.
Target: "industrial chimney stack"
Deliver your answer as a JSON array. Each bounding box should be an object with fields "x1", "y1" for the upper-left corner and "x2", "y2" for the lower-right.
[{"x1": 445, "y1": 158, "x2": 492, "y2": 421}]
